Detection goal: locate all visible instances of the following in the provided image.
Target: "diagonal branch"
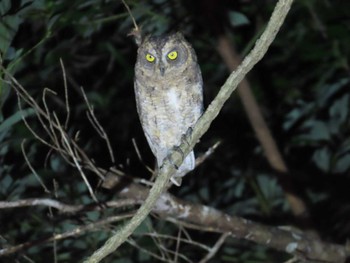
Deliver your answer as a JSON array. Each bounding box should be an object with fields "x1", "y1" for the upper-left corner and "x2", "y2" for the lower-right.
[
  {"x1": 83, "y1": 0, "x2": 295, "y2": 262},
  {"x1": 198, "y1": 233, "x2": 229, "y2": 263}
]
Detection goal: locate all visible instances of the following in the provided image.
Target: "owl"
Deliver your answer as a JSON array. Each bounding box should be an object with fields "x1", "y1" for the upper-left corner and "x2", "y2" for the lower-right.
[{"x1": 134, "y1": 32, "x2": 203, "y2": 186}]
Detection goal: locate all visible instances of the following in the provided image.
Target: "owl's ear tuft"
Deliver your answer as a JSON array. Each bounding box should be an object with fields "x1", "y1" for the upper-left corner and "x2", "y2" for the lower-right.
[
  {"x1": 141, "y1": 34, "x2": 152, "y2": 45},
  {"x1": 174, "y1": 32, "x2": 185, "y2": 41},
  {"x1": 175, "y1": 31, "x2": 184, "y2": 37}
]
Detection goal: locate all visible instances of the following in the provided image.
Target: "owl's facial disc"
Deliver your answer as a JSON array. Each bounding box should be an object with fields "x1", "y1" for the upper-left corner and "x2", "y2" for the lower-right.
[{"x1": 137, "y1": 33, "x2": 192, "y2": 78}]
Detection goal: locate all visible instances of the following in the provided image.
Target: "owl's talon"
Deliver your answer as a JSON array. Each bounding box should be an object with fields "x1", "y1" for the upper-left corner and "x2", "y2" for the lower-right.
[
  {"x1": 169, "y1": 145, "x2": 184, "y2": 169},
  {"x1": 180, "y1": 127, "x2": 192, "y2": 146},
  {"x1": 159, "y1": 153, "x2": 179, "y2": 171},
  {"x1": 186, "y1": 127, "x2": 193, "y2": 138},
  {"x1": 161, "y1": 145, "x2": 184, "y2": 172}
]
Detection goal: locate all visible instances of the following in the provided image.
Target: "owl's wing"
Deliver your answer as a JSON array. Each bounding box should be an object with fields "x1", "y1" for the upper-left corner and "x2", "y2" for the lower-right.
[{"x1": 134, "y1": 79, "x2": 165, "y2": 159}]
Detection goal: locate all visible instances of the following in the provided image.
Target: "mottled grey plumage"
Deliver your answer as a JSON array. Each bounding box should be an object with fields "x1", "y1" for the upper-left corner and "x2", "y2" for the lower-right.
[{"x1": 134, "y1": 32, "x2": 203, "y2": 186}]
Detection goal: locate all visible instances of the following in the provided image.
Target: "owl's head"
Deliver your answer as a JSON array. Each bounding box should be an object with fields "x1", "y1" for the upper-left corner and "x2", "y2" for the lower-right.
[{"x1": 136, "y1": 32, "x2": 197, "y2": 77}]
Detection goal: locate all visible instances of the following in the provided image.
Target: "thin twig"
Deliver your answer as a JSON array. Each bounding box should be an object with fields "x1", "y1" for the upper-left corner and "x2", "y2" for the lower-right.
[
  {"x1": 122, "y1": 0, "x2": 142, "y2": 45},
  {"x1": 17, "y1": 92, "x2": 58, "y2": 150},
  {"x1": 74, "y1": 144, "x2": 106, "y2": 180},
  {"x1": 143, "y1": 233, "x2": 211, "y2": 252},
  {"x1": 5, "y1": 67, "x2": 98, "y2": 171},
  {"x1": 42, "y1": 88, "x2": 61, "y2": 149},
  {"x1": 21, "y1": 140, "x2": 50, "y2": 193},
  {"x1": 53, "y1": 112, "x2": 98, "y2": 202},
  {"x1": 173, "y1": 228, "x2": 181, "y2": 263},
  {"x1": 195, "y1": 140, "x2": 221, "y2": 167},
  {"x1": 59, "y1": 59, "x2": 71, "y2": 129},
  {"x1": 127, "y1": 239, "x2": 174, "y2": 263},
  {"x1": 3, "y1": 63, "x2": 114, "y2": 207},
  {"x1": 150, "y1": 231, "x2": 172, "y2": 262},
  {"x1": 132, "y1": 138, "x2": 154, "y2": 174},
  {"x1": 80, "y1": 86, "x2": 115, "y2": 164},
  {"x1": 199, "y1": 233, "x2": 229, "y2": 263},
  {"x1": 127, "y1": 238, "x2": 192, "y2": 263},
  {"x1": 0, "y1": 213, "x2": 134, "y2": 257},
  {"x1": 121, "y1": 0, "x2": 139, "y2": 31}
]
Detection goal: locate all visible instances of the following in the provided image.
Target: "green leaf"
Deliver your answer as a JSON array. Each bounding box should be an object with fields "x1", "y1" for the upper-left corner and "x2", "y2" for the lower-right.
[
  {"x1": 86, "y1": 211, "x2": 100, "y2": 221},
  {"x1": 334, "y1": 154, "x2": 350, "y2": 173},
  {"x1": 0, "y1": 174, "x2": 13, "y2": 191},
  {"x1": 307, "y1": 190, "x2": 329, "y2": 203},
  {"x1": 283, "y1": 101, "x2": 314, "y2": 131},
  {"x1": 330, "y1": 94, "x2": 349, "y2": 124},
  {"x1": 317, "y1": 78, "x2": 349, "y2": 107},
  {"x1": 228, "y1": 11, "x2": 250, "y2": 27},
  {"x1": 0, "y1": 1, "x2": 21, "y2": 55},
  {"x1": 133, "y1": 216, "x2": 152, "y2": 235},
  {"x1": 312, "y1": 147, "x2": 331, "y2": 172},
  {"x1": 300, "y1": 120, "x2": 331, "y2": 141},
  {"x1": 0, "y1": 108, "x2": 35, "y2": 133}
]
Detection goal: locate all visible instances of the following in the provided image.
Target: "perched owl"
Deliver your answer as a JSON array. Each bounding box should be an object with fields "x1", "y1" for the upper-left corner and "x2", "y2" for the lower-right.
[{"x1": 134, "y1": 32, "x2": 203, "y2": 186}]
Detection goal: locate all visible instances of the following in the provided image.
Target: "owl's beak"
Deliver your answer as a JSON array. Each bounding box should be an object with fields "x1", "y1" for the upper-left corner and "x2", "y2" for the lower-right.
[{"x1": 159, "y1": 66, "x2": 165, "y2": 76}]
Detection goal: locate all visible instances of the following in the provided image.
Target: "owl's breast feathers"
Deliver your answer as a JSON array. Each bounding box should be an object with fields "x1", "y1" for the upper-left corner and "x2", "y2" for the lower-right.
[{"x1": 135, "y1": 67, "x2": 202, "y2": 146}]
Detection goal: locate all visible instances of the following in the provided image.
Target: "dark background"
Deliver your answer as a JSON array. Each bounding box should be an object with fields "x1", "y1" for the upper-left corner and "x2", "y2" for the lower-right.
[{"x1": 1, "y1": 0, "x2": 350, "y2": 262}]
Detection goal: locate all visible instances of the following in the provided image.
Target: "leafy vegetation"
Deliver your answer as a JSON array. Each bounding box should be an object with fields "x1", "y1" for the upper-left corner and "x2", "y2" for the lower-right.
[{"x1": 1, "y1": 0, "x2": 350, "y2": 262}]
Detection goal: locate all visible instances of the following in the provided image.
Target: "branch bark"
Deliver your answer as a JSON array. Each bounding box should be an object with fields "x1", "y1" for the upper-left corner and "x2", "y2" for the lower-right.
[
  {"x1": 0, "y1": 198, "x2": 138, "y2": 213},
  {"x1": 102, "y1": 173, "x2": 349, "y2": 263},
  {"x1": 83, "y1": 1, "x2": 297, "y2": 261},
  {"x1": 1, "y1": 172, "x2": 348, "y2": 262}
]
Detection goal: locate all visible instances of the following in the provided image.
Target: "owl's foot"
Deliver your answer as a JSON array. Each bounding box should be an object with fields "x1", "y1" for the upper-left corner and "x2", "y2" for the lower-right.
[
  {"x1": 168, "y1": 145, "x2": 184, "y2": 170},
  {"x1": 181, "y1": 127, "x2": 193, "y2": 147}
]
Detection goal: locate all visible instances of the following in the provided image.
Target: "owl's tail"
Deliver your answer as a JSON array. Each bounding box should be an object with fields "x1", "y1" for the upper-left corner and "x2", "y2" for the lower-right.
[{"x1": 170, "y1": 151, "x2": 195, "y2": 186}]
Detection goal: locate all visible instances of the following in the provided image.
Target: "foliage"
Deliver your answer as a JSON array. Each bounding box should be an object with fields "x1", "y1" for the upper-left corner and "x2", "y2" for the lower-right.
[{"x1": 1, "y1": 0, "x2": 350, "y2": 262}]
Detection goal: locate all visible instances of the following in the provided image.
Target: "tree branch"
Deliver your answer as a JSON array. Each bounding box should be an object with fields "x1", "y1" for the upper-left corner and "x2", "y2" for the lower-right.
[
  {"x1": 1, "y1": 170, "x2": 348, "y2": 262},
  {"x1": 198, "y1": 233, "x2": 229, "y2": 263},
  {"x1": 102, "y1": 172, "x2": 349, "y2": 263},
  {"x1": 83, "y1": 0, "x2": 295, "y2": 261},
  {"x1": 0, "y1": 198, "x2": 139, "y2": 213}
]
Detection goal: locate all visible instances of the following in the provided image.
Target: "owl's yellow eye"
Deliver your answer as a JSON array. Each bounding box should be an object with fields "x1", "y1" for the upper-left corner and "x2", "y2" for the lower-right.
[
  {"x1": 146, "y1": 54, "x2": 155, "y2": 62},
  {"x1": 167, "y1": 51, "x2": 178, "y2": 60}
]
